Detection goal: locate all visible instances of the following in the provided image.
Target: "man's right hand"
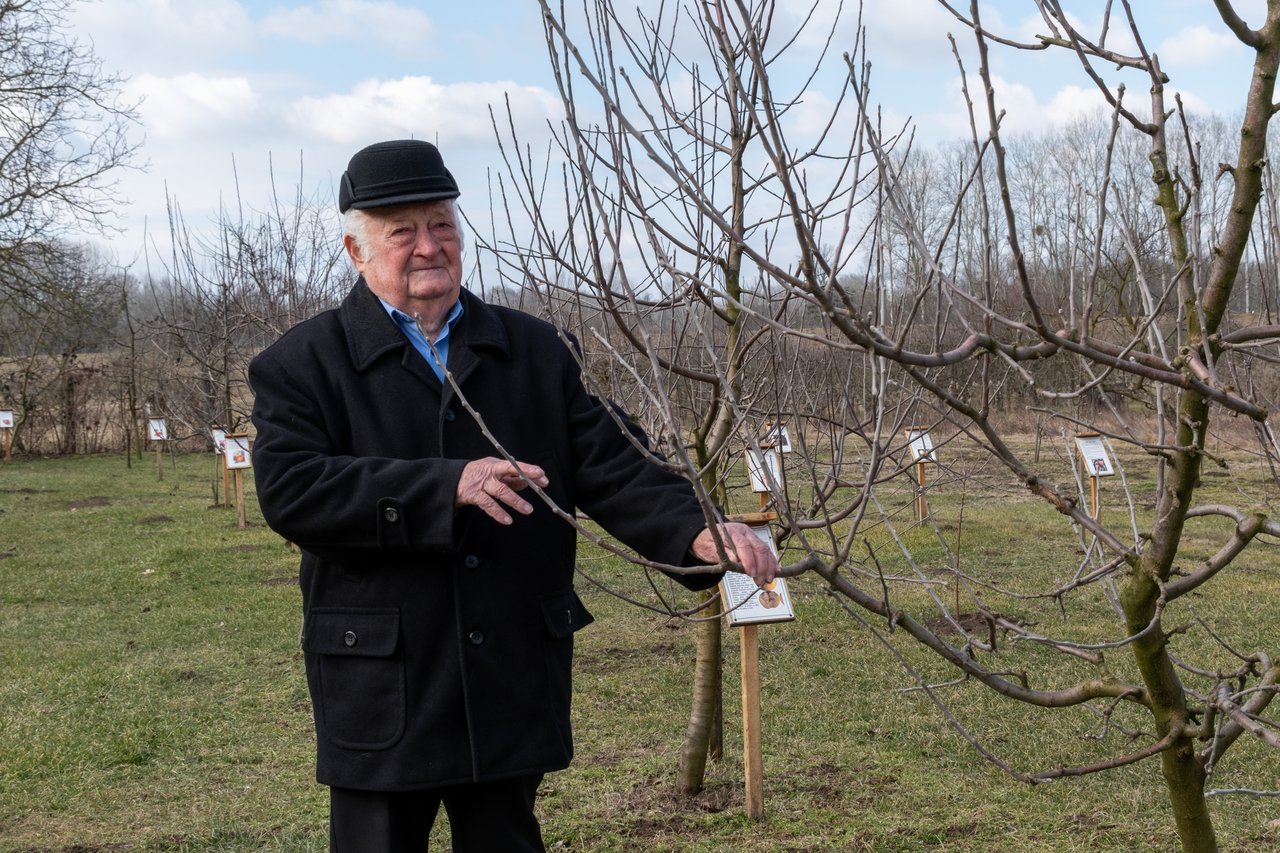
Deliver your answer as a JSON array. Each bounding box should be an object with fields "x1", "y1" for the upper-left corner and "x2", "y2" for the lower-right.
[{"x1": 456, "y1": 457, "x2": 549, "y2": 525}]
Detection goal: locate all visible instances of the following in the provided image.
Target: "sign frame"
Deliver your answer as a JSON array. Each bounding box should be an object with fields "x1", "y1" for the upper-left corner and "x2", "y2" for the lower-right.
[
  {"x1": 224, "y1": 433, "x2": 253, "y2": 469},
  {"x1": 746, "y1": 448, "x2": 783, "y2": 493},
  {"x1": 905, "y1": 427, "x2": 937, "y2": 463},
  {"x1": 720, "y1": 525, "x2": 794, "y2": 626},
  {"x1": 1074, "y1": 433, "x2": 1115, "y2": 478}
]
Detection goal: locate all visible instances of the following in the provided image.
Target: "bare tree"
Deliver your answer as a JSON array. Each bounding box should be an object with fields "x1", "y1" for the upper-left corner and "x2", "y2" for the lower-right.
[
  {"x1": 476, "y1": 1, "x2": 1280, "y2": 850},
  {"x1": 0, "y1": 0, "x2": 139, "y2": 298},
  {"x1": 144, "y1": 155, "x2": 351, "y2": 442}
]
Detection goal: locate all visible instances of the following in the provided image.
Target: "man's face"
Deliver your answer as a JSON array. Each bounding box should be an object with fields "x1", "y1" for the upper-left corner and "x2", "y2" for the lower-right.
[{"x1": 345, "y1": 200, "x2": 463, "y2": 317}]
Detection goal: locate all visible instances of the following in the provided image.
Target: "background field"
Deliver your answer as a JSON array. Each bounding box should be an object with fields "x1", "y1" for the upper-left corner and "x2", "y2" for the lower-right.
[{"x1": 1, "y1": 449, "x2": 1279, "y2": 852}]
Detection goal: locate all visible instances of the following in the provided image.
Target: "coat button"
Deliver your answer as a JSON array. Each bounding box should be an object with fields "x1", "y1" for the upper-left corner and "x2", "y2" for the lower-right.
[
  {"x1": 383, "y1": 507, "x2": 400, "y2": 523},
  {"x1": 468, "y1": 630, "x2": 484, "y2": 646},
  {"x1": 464, "y1": 554, "x2": 480, "y2": 569},
  {"x1": 344, "y1": 631, "x2": 357, "y2": 647},
  {"x1": 444, "y1": 409, "x2": 456, "y2": 422}
]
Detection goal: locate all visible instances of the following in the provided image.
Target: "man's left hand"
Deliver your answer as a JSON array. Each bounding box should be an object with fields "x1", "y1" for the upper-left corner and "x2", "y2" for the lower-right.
[{"x1": 690, "y1": 523, "x2": 779, "y2": 586}]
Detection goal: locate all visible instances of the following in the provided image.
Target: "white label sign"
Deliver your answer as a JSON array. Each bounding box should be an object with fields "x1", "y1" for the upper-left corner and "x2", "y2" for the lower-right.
[
  {"x1": 906, "y1": 429, "x2": 936, "y2": 463},
  {"x1": 0, "y1": 410, "x2": 13, "y2": 429},
  {"x1": 224, "y1": 434, "x2": 252, "y2": 469},
  {"x1": 746, "y1": 448, "x2": 782, "y2": 493},
  {"x1": 1074, "y1": 434, "x2": 1114, "y2": 477},
  {"x1": 148, "y1": 418, "x2": 168, "y2": 442},
  {"x1": 211, "y1": 426, "x2": 227, "y2": 455},
  {"x1": 720, "y1": 524, "x2": 794, "y2": 625}
]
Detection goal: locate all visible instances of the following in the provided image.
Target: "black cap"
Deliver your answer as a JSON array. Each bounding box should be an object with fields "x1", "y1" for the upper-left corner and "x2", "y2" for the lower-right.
[{"x1": 338, "y1": 139, "x2": 460, "y2": 213}]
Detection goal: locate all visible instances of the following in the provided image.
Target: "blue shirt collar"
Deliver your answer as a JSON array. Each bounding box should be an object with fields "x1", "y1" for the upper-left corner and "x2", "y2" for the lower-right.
[{"x1": 378, "y1": 297, "x2": 464, "y2": 382}]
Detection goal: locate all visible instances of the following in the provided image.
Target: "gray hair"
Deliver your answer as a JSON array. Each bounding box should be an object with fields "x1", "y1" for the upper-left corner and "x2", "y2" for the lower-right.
[{"x1": 343, "y1": 199, "x2": 464, "y2": 256}]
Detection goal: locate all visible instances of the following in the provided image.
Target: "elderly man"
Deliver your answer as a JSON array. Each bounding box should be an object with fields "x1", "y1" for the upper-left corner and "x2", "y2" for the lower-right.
[{"x1": 249, "y1": 139, "x2": 778, "y2": 852}]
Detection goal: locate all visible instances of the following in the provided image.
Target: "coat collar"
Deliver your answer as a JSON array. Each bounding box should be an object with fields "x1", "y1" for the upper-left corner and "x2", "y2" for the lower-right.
[{"x1": 341, "y1": 280, "x2": 510, "y2": 373}]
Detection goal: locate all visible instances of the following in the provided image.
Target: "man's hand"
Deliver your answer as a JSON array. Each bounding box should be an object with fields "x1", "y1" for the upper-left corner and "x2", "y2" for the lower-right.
[
  {"x1": 690, "y1": 522, "x2": 779, "y2": 586},
  {"x1": 456, "y1": 457, "x2": 549, "y2": 525}
]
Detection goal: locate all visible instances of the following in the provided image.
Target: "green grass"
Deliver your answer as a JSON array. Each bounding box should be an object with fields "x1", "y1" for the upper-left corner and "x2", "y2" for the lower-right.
[{"x1": 1, "y1": 449, "x2": 1279, "y2": 851}]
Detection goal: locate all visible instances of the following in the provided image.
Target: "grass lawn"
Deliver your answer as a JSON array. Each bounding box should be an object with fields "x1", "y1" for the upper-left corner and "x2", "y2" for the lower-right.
[{"x1": 1, "y1": 448, "x2": 1278, "y2": 851}]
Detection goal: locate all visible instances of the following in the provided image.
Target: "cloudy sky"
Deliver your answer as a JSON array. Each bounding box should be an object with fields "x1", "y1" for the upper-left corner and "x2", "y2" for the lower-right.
[{"x1": 68, "y1": 0, "x2": 1267, "y2": 268}]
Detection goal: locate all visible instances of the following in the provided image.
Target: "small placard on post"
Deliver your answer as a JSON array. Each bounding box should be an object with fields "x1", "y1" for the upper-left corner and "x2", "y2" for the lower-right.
[
  {"x1": 746, "y1": 448, "x2": 782, "y2": 494},
  {"x1": 149, "y1": 417, "x2": 168, "y2": 481},
  {"x1": 720, "y1": 521, "x2": 791, "y2": 622},
  {"x1": 0, "y1": 409, "x2": 12, "y2": 464},
  {"x1": 224, "y1": 434, "x2": 252, "y2": 470},
  {"x1": 718, "y1": 518, "x2": 791, "y2": 821},
  {"x1": 905, "y1": 427, "x2": 937, "y2": 463},
  {"x1": 224, "y1": 433, "x2": 252, "y2": 529},
  {"x1": 1073, "y1": 433, "x2": 1114, "y2": 520},
  {"x1": 211, "y1": 426, "x2": 230, "y2": 508},
  {"x1": 1073, "y1": 433, "x2": 1114, "y2": 477},
  {"x1": 904, "y1": 427, "x2": 937, "y2": 521}
]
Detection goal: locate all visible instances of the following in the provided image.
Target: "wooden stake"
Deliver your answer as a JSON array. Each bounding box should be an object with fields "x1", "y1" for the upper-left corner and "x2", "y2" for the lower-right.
[
  {"x1": 222, "y1": 455, "x2": 232, "y2": 508},
  {"x1": 1090, "y1": 475, "x2": 1100, "y2": 520},
  {"x1": 915, "y1": 460, "x2": 928, "y2": 522},
  {"x1": 2, "y1": 428, "x2": 10, "y2": 464},
  {"x1": 740, "y1": 623, "x2": 764, "y2": 819},
  {"x1": 155, "y1": 441, "x2": 163, "y2": 481},
  {"x1": 234, "y1": 468, "x2": 247, "y2": 529}
]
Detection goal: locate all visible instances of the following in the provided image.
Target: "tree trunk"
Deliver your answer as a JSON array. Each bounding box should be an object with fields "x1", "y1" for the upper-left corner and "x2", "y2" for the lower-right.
[
  {"x1": 676, "y1": 588, "x2": 722, "y2": 794},
  {"x1": 1162, "y1": 741, "x2": 1217, "y2": 853}
]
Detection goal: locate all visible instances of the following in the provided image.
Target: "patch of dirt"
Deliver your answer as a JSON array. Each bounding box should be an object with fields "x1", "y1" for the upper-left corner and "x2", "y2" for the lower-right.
[
  {"x1": 690, "y1": 782, "x2": 737, "y2": 813},
  {"x1": 229, "y1": 543, "x2": 265, "y2": 552},
  {"x1": 66, "y1": 496, "x2": 110, "y2": 510},
  {"x1": 0, "y1": 487, "x2": 39, "y2": 494},
  {"x1": 262, "y1": 576, "x2": 298, "y2": 586},
  {"x1": 138, "y1": 515, "x2": 172, "y2": 524},
  {"x1": 623, "y1": 812, "x2": 697, "y2": 840}
]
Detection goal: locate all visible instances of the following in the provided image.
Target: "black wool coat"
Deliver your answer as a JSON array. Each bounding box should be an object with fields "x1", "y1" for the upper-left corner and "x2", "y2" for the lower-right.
[{"x1": 249, "y1": 281, "x2": 719, "y2": 791}]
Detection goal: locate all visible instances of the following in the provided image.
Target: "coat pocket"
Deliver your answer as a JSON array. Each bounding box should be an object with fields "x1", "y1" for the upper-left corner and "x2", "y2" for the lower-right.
[
  {"x1": 303, "y1": 608, "x2": 405, "y2": 750},
  {"x1": 539, "y1": 588, "x2": 595, "y2": 639}
]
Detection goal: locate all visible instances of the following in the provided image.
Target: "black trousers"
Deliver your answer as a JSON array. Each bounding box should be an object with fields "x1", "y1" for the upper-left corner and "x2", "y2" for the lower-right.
[{"x1": 329, "y1": 775, "x2": 545, "y2": 852}]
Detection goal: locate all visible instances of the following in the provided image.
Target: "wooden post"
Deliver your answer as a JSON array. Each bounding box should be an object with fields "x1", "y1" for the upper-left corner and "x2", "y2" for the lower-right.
[
  {"x1": 1090, "y1": 475, "x2": 1099, "y2": 520},
  {"x1": 915, "y1": 460, "x2": 928, "y2": 522},
  {"x1": 740, "y1": 623, "x2": 764, "y2": 819},
  {"x1": 2, "y1": 428, "x2": 10, "y2": 464},
  {"x1": 155, "y1": 441, "x2": 163, "y2": 481},
  {"x1": 222, "y1": 455, "x2": 232, "y2": 508},
  {"x1": 234, "y1": 468, "x2": 247, "y2": 529}
]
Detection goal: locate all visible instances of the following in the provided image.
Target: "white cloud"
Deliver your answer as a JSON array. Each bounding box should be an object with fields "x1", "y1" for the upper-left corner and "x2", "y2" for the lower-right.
[
  {"x1": 127, "y1": 73, "x2": 262, "y2": 139},
  {"x1": 287, "y1": 77, "x2": 562, "y2": 147},
  {"x1": 261, "y1": 0, "x2": 435, "y2": 58},
  {"x1": 1158, "y1": 24, "x2": 1243, "y2": 67},
  {"x1": 916, "y1": 75, "x2": 1121, "y2": 142},
  {"x1": 74, "y1": 0, "x2": 253, "y2": 70}
]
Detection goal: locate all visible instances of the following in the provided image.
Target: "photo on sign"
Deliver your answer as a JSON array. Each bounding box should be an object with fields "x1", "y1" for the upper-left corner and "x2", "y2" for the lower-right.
[
  {"x1": 224, "y1": 434, "x2": 253, "y2": 469},
  {"x1": 721, "y1": 568, "x2": 795, "y2": 625},
  {"x1": 1074, "y1": 434, "x2": 1114, "y2": 477},
  {"x1": 0, "y1": 410, "x2": 13, "y2": 429},
  {"x1": 148, "y1": 418, "x2": 168, "y2": 442},
  {"x1": 906, "y1": 429, "x2": 937, "y2": 462},
  {"x1": 745, "y1": 448, "x2": 782, "y2": 493}
]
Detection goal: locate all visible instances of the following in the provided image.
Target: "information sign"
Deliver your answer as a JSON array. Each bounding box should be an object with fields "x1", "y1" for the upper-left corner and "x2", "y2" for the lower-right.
[{"x1": 1074, "y1": 433, "x2": 1114, "y2": 477}]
